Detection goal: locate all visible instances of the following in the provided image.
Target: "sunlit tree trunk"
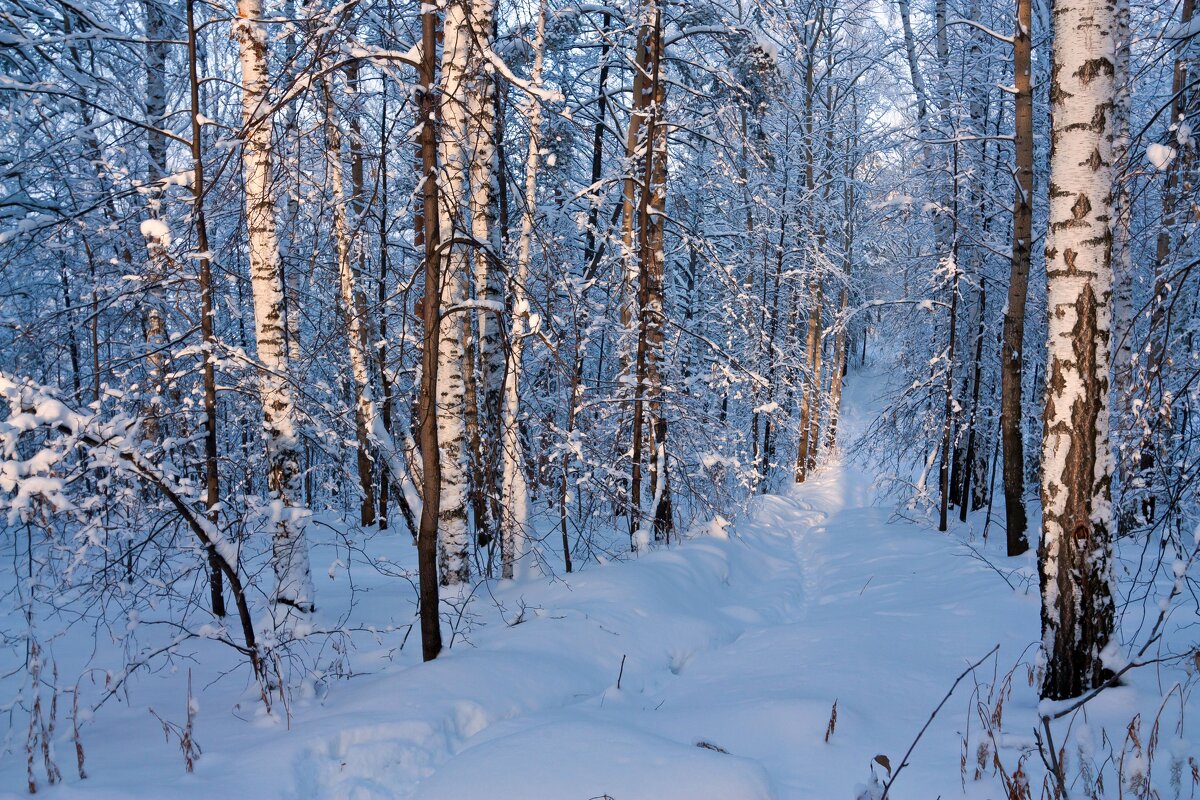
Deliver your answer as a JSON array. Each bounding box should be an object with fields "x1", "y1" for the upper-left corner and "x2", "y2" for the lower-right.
[
  {"x1": 626, "y1": 0, "x2": 671, "y2": 544},
  {"x1": 140, "y1": 0, "x2": 171, "y2": 443},
  {"x1": 1001, "y1": 0, "x2": 1035, "y2": 556},
  {"x1": 233, "y1": 0, "x2": 314, "y2": 617},
  {"x1": 500, "y1": 0, "x2": 548, "y2": 579},
  {"x1": 1039, "y1": 0, "x2": 1118, "y2": 701},
  {"x1": 415, "y1": 5, "x2": 445, "y2": 661},
  {"x1": 794, "y1": 16, "x2": 823, "y2": 484},
  {"x1": 436, "y1": 0, "x2": 472, "y2": 586}
]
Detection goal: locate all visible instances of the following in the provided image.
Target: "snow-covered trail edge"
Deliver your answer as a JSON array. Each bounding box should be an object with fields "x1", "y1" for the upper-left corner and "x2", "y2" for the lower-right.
[{"x1": 2, "y1": 372, "x2": 1044, "y2": 800}]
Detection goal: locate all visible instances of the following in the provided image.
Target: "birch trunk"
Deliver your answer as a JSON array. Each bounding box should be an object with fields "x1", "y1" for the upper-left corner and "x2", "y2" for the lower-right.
[
  {"x1": 468, "y1": 0, "x2": 504, "y2": 550},
  {"x1": 807, "y1": 284, "x2": 824, "y2": 475},
  {"x1": 795, "y1": 282, "x2": 821, "y2": 482},
  {"x1": 826, "y1": 133, "x2": 854, "y2": 450},
  {"x1": 279, "y1": 0, "x2": 303, "y2": 366},
  {"x1": 500, "y1": 0, "x2": 548, "y2": 579},
  {"x1": 140, "y1": 0, "x2": 170, "y2": 442},
  {"x1": 794, "y1": 18, "x2": 821, "y2": 484},
  {"x1": 1039, "y1": 0, "x2": 1118, "y2": 700},
  {"x1": 342, "y1": 62, "x2": 378, "y2": 528},
  {"x1": 643, "y1": 10, "x2": 671, "y2": 542},
  {"x1": 436, "y1": 0, "x2": 472, "y2": 586},
  {"x1": 1109, "y1": 0, "x2": 1136, "y2": 489},
  {"x1": 618, "y1": 3, "x2": 656, "y2": 533},
  {"x1": 233, "y1": 0, "x2": 314, "y2": 616}
]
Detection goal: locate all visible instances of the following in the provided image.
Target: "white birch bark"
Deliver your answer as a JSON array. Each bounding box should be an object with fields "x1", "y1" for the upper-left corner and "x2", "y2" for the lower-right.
[
  {"x1": 141, "y1": 0, "x2": 170, "y2": 442},
  {"x1": 468, "y1": 0, "x2": 505, "y2": 423},
  {"x1": 280, "y1": 0, "x2": 304, "y2": 366},
  {"x1": 234, "y1": 0, "x2": 314, "y2": 616},
  {"x1": 1039, "y1": 0, "x2": 1118, "y2": 699},
  {"x1": 436, "y1": 0, "x2": 472, "y2": 586},
  {"x1": 499, "y1": 0, "x2": 548, "y2": 580}
]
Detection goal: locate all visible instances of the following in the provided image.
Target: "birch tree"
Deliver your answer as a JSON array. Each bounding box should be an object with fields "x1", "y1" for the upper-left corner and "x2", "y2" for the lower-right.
[
  {"x1": 1038, "y1": 0, "x2": 1118, "y2": 700},
  {"x1": 435, "y1": 0, "x2": 473, "y2": 587},
  {"x1": 233, "y1": 0, "x2": 314, "y2": 617},
  {"x1": 498, "y1": 0, "x2": 549, "y2": 580}
]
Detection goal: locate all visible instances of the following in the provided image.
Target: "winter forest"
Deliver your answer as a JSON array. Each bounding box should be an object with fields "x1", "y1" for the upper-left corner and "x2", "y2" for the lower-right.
[{"x1": 3, "y1": 0, "x2": 1200, "y2": 794}]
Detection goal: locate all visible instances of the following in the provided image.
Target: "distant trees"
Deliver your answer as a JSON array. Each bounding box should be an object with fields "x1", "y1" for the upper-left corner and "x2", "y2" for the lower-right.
[{"x1": 2, "y1": 0, "x2": 1188, "y2": 713}]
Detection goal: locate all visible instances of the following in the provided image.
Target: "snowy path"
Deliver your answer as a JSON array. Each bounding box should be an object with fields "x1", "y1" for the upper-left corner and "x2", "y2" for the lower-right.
[
  {"x1": 283, "y1": 449, "x2": 1038, "y2": 798},
  {"x1": 396, "y1": 461, "x2": 1037, "y2": 800},
  {"x1": 4, "y1": 377, "x2": 1040, "y2": 799}
]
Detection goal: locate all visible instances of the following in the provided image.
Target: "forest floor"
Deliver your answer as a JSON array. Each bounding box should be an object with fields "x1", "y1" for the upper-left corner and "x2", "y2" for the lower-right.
[{"x1": 3, "y1": 371, "x2": 1195, "y2": 798}]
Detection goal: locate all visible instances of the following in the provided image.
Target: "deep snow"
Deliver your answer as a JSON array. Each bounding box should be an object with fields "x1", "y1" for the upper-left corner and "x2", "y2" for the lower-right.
[{"x1": 2, "y1": 370, "x2": 1196, "y2": 799}]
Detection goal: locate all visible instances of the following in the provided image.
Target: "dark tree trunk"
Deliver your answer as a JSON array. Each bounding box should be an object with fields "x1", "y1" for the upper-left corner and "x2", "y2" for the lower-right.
[
  {"x1": 1001, "y1": 0, "x2": 1034, "y2": 556},
  {"x1": 416, "y1": 7, "x2": 444, "y2": 662}
]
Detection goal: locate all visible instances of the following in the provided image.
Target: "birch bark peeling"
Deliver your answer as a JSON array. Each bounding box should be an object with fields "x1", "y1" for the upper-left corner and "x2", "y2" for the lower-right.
[
  {"x1": 1039, "y1": 0, "x2": 1118, "y2": 700},
  {"x1": 436, "y1": 0, "x2": 472, "y2": 587}
]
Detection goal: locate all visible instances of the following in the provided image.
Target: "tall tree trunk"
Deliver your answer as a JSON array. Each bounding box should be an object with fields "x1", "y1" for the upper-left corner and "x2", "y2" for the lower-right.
[
  {"x1": 626, "y1": 0, "x2": 670, "y2": 545},
  {"x1": 642, "y1": 7, "x2": 671, "y2": 543},
  {"x1": 1001, "y1": 0, "x2": 1035, "y2": 556},
  {"x1": 140, "y1": 0, "x2": 171, "y2": 443},
  {"x1": 377, "y1": 86, "x2": 394, "y2": 530},
  {"x1": 619, "y1": 2, "x2": 656, "y2": 535},
  {"x1": 1111, "y1": 0, "x2": 1135, "y2": 485},
  {"x1": 794, "y1": 19, "x2": 823, "y2": 484},
  {"x1": 435, "y1": 0, "x2": 472, "y2": 586},
  {"x1": 233, "y1": 0, "x2": 314, "y2": 617},
  {"x1": 468, "y1": 0, "x2": 504, "y2": 551},
  {"x1": 1039, "y1": 0, "x2": 1118, "y2": 700},
  {"x1": 279, "y1": 0, "x2": 304, "y2": 367},
  {"x1": 416, "y1": 5, "x2": 445, "y2": 661},
  {"x1": 188, "y1": 0, "x2": 225, "y2": 618},
  {"x1": 826, "y1": 127, "x2": 855, "y2": 450},
  {"x1": 500, "y1": 0, "x2": 548, "y2": 579},
  {"x1": 938, "y1": 142, "x2": 962, "y2": 533},
  {"x1": 795, "y1": 282, "x2": 821, "y2": 483},
  {"x1": 806, "y1": 285, "x2": 825, "y2": 474},
  {"x1": 341, "y1": 62, "x2": 378, "y2": 528}
]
